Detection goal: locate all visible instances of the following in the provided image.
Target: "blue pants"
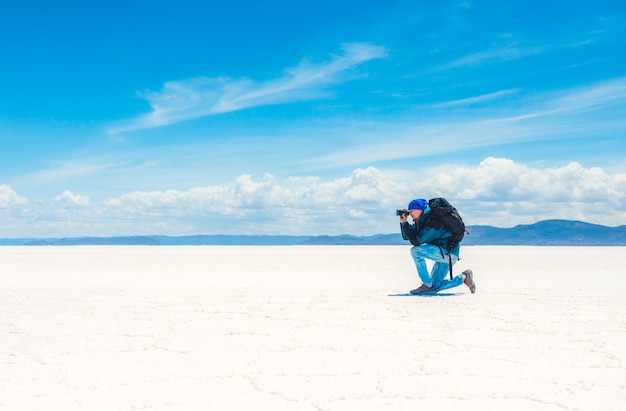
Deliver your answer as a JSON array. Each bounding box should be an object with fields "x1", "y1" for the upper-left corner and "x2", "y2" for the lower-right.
[{"x1": 410, "y1": 244, "x2": 464, "y2": 292}]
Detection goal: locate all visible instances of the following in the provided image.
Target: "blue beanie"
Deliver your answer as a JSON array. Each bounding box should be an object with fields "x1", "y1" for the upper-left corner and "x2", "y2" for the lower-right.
[{"x1": 408, "y1": 198, "x2": 427, "y2": 211}]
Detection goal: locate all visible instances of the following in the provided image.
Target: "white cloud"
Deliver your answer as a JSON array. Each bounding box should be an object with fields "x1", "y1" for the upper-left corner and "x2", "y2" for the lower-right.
[
  {"x1": 0, "y1": 185, "x2": 28, "y2": 207},
  {"x1": 550, "y1": 76, "x2": 626, "y2": 114},
  {"x1": 53, "y1": 190, "x2": 91, "y2": 206},
  {"x1": 429, "y1": 36, "x2": 594, "y2": 73},
  {"x1": 438, "y1": 43, "x2": 548, "y2": 70},
  {"x1": 1, "y1": 159, "x2": 625, "y2": 237},
  {"x1": 427, "y1": 89, "x2": 521, "y2": 108},
  {"x1": 109, "y1": 43, "x2": 388, "y2": 134},
  {"x1": 25, "y1": 161, "x2": 121, "y2": 184},
  {"x1": 425, "y1": 157, "x2": 626, "y2": 202},
  {"x1": 420, "y1": 158, "x2": 626, "y2": 226}
]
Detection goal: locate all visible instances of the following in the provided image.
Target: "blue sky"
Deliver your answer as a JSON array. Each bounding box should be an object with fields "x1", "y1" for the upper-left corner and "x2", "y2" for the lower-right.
[{"x1": 1, "y1": 0, "x2": 625, "y2": 237}]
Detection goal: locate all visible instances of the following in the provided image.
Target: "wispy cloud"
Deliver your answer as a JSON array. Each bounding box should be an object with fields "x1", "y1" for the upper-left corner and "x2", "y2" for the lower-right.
[
  {"x1": 428, "y1": 38, "x2": 593, "y2": 74},
  {"x1": 305, "y1": 76, "x2": 626, "y2": 169},
  {"x1": 26, "y1": 161, "x2": 121, "y2": 184},
  {"x1": 427, "y1": 89, "x2": 521, "y2": 108},
  {"x1": 448, "y1": 44, "x2": 546, "y2": 68},
  {"x1": 109, "y1": 43, "x2": 387, "y2": 134},
  {"x1": 486, "y1": 76, "x2": 626, "y2": 123}
]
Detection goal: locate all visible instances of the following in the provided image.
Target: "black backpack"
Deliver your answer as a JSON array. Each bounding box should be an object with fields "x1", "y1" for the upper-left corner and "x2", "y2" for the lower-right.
[
  {"x1": 425, "y1": 197, "x2": 466, "y2": 279},
  {"x1": 427, "y1": 197, "x2": 466, "y2": 247}
]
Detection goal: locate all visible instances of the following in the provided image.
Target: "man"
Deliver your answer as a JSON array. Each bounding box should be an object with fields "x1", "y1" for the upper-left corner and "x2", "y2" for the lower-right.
[{"x1": 399, "y1": 198, "x2": 476, "y2": 295}]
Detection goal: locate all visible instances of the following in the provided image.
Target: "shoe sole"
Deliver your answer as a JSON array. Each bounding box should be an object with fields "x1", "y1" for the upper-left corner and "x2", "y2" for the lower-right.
[
  {"x1": 409, "y1": 290, "x2": 437, "y2": 296},
  {"x1": 410, "y1": 287, "x2": 435, "y2": 295},
  {"x1": 464, "y1": 269, "x2": 476, "y2": 294}
]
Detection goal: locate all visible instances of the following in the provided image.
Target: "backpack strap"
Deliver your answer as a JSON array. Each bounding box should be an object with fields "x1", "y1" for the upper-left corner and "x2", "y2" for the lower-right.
[{"x1": 437, "y1": 244, "x2": 454, "y2": 280}]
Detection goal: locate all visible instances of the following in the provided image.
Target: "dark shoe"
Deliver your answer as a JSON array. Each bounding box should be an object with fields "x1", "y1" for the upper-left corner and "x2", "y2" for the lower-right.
[
  {"x1": 463, "y1": 269, "x2": 476, "y2": 293},
  {"x1": 410, "y1": 284, "x2": 435, "y2": 295}
]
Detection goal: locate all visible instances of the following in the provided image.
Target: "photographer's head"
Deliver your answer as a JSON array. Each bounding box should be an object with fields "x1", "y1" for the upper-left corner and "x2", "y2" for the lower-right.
[{"x1": 408, "y1": 198, "x2": 427, "y2": 220}]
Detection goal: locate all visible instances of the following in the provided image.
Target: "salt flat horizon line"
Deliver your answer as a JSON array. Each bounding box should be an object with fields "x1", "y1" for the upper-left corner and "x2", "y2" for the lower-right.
[
  {"x1": 1, "y1": 219, "x2": 626, "y2": 247},
  {"x1": 1, "y1": 217, "x2": 625, "y2": 240}
]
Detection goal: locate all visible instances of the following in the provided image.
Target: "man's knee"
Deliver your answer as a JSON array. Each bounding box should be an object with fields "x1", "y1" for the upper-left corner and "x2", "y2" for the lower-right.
[{"x1": 410, "y1": 245, "x2": 426, "y2": 259}]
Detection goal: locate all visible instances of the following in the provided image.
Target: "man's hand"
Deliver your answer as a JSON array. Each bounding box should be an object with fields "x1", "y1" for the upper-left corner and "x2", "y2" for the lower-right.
[{"x1": 399, "y1": 214, "x2": 408, "y2": 223}]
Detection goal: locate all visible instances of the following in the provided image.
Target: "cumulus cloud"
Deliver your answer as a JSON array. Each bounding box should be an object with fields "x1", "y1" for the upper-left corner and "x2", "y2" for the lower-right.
[
  {"x1": 421, "y1": 158, "x2": 626, "y2": 225},
  {"x1": 109, "y1": 43, "x2": 387, "y2": 134},
  {"x1": 2, "y1": 159, "x2": 625, "y2": 237},
  {"x1": 0, "y1": 185, "x2": 28, "y2": 207},
  {"x1": 426, "y1": 158, "x2": 626, "y2": 203},
  {"x1": 53, "y1": 190, "x2": 91, "y2": 207}
]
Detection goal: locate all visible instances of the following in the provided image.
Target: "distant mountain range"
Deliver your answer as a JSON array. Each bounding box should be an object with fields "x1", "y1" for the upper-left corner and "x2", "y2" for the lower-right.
[{"x1": 1, "y1": 220, "x2": 625, "y2": 246}]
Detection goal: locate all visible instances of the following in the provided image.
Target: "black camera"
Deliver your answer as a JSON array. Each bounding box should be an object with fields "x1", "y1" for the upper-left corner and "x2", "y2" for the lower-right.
[{"x1": 396, "y1": 209, "x2": 409, "y2": 216}]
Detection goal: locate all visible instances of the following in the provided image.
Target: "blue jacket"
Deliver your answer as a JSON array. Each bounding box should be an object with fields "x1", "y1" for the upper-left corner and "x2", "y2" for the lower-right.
[{"x1": 400, "y1": 208, "x2": 460, "y2": 256}]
